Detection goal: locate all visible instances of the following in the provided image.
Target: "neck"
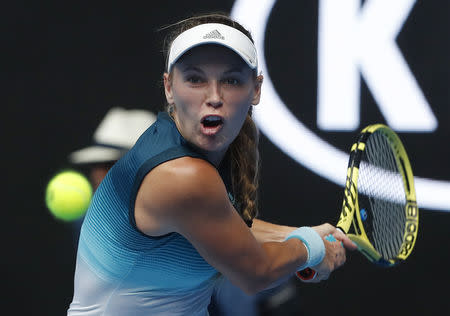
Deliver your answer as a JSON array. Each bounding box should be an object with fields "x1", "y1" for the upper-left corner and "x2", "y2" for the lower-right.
[{"x1": 202, "y1": 148, "x2": 228, "y2": 167}]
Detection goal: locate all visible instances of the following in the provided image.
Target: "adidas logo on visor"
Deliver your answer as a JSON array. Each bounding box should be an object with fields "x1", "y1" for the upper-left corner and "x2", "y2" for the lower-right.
[{"x1": 203, "y1": 30, "x2": 225, "y2": 40}]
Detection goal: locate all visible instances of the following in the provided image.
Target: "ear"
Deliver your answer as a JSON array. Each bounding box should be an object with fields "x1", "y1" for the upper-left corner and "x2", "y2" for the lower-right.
[
  {"x1": 163, "y1": 72, "x2": 174, "y2": 104},
  {"x1": 251, "y1": 74, "x2": 263, "y2": 105}
]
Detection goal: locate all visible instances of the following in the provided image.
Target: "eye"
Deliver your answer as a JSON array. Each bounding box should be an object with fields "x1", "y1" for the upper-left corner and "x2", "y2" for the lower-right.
[
  {"x1": 222, "y1": 77, "x2": 241, "y2": 85},
  {"x1": 186, "y1": 75, "x2": 204, "y2": 84}
]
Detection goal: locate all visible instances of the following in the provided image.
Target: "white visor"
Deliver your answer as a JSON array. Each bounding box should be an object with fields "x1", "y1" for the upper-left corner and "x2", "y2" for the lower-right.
[{"x1": 167, "y1": 23, "x2": 258, "y2": 72}]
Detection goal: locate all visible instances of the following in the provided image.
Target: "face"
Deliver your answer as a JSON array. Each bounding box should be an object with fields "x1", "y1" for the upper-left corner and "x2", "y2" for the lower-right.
[{"x1": 164, "y1": 45, "x2": 262, "y2": 164}]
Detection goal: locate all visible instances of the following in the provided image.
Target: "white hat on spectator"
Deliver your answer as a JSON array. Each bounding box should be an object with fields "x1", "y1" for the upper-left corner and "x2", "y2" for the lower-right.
[{"x1": 69, "y1": 107, "x2": 156, "y2": 164}]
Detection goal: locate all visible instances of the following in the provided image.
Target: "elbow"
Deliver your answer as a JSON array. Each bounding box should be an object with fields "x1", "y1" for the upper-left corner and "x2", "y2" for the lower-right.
[
  {"x1": 240, "y1": 281, "x2": 264, "y2": 295},
  {"x1": 243, "y1": 279, "x2": 274, "y2": 295},
  {"x1": 241, "y1": 285, "x2": 260, "y2": 296},
  {"x1": 241, "y1": 263, "x2": 273, "y2": 295},
  {"x1": 241, "y1": 278, "x2": 265, "y2": 295}
]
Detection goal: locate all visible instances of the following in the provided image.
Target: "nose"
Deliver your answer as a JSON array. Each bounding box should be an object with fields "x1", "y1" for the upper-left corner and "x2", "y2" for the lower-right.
[{"x1": 206, "y1": 81, "x2": 223, "y2": 108}]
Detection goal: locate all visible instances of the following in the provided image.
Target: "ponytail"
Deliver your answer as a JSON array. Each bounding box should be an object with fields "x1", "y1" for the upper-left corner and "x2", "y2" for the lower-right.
[{"x1": 229, "y1": 110, "x2": 260, "y2": 227}]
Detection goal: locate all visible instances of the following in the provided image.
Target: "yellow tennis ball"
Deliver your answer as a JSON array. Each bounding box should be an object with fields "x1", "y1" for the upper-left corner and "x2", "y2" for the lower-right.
[{"x1": 45, "y1": 170, "x2": 93, "y2": 221}]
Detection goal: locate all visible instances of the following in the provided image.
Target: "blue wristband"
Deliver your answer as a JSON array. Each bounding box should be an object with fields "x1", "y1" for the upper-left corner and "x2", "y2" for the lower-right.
[{"x1": 285, "y1": 227, "x2": 326, "y2": 269}]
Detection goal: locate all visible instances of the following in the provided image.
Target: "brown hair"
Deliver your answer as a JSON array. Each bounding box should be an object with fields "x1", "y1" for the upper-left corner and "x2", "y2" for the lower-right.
[{"x1": 162, "y1": 12, "x2": 260, "y2": 227}]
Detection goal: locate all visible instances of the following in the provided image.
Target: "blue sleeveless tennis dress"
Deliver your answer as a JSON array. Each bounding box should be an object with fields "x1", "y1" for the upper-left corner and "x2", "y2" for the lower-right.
[{"x1": 68, "y1": 112, "x2": 236, "y2": 315}]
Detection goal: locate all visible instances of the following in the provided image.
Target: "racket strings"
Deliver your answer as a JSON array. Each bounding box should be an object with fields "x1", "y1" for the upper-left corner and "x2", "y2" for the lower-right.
[{"x1": 358, "y1": 131, "x2": 407, "y2": 260}]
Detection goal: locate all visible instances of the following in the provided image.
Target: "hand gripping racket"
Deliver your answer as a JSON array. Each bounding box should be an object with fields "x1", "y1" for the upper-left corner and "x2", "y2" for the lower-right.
[{"x1": 298, "y1": 124, "x2": 419, "y2": 280}]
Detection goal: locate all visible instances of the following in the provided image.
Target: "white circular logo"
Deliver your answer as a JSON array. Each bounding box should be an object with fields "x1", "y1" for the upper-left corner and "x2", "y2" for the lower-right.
[{"x1": 231, "y1": 0, "x2": 450, "y2": 211}]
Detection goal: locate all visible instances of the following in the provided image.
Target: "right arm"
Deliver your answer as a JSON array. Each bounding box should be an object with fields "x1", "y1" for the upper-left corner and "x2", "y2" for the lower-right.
[
  {"x1": 134, "y1": 157, "x2": 344, "y2": 293},
  {"x1": 250, "y1": 218, "x2": 297, "y2": 243}
]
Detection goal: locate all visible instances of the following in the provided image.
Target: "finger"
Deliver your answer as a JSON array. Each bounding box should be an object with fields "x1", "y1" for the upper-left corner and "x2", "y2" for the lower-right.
[
  {"x1": 325, "y1": 234, "x2": 346, "y2": 251},
  {"x1": 333, "y1": 231, "x2": 358, "y2": 251},
  {"x1": 332, "y1": 228, "x2": 347, "y2": 241},
  {"x1": 318, "y1": 223, "x2": 336, "y2": 236},
  {"x1": 341, "y1": 236, "x2": 358, "y2": 251},
  {"x1": 330, "y1": 245, "x2": 345, "y2": 267},
  {"x1": 337, "y1": 249, "x2": 346, "y2": 266}
]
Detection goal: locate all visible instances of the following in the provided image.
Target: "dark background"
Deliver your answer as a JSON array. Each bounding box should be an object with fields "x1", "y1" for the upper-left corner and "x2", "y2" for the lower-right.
[{"x1": 4, "y1": 1, "x2": 449, "y2": 315}]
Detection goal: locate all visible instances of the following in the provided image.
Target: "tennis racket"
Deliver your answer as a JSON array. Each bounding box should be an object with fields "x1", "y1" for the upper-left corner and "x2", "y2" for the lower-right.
[{"x1": 298, "y1": 124, "x2": 419, "y2": 280}]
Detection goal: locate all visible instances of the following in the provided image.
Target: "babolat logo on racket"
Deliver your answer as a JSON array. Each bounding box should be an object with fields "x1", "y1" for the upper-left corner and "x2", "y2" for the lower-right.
[
  {"x1": 337, "y1": 170, "x2": 358, "y2": 230},
  {"x1": 398, "y1": 202, "x2": 419, "y2": 259},
  {"x1": 341, "y1": 179, "x2": 357, "y2": 217}
]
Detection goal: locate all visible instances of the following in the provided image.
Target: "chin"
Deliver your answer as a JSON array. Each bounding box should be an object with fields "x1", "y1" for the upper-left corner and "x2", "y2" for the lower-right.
[
  {"x1": 199, "y1": 142, "x2": 226, "y2": 153},
  {"x1": 197, "y1": 138, "x2": 229, "y2": 156}
]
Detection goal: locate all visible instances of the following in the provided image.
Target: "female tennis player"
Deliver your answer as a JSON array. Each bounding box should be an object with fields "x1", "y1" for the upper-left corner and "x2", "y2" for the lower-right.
[{"x1": 67, "y1": 13, "x2": 356, "y2": 316}]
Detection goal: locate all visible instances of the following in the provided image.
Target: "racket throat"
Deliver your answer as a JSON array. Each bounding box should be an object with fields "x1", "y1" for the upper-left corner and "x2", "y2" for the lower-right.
[{"x1": 347, "y1": 233, "x2": 397, "y2": 267}]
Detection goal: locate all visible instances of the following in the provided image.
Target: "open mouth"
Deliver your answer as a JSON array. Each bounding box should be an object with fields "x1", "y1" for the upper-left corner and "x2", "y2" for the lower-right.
[
  {"x1": 201, "y1": 115, "x2": 223, "y2": 128},
  {"x1": 201, "y1": 115, "x2": 224, "y2": 135}
]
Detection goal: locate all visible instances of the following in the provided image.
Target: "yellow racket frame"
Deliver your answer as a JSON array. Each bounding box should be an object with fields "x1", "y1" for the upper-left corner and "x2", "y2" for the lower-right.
[{"x1": 336, "y1": 124, "x2": 419, "y2": 266}]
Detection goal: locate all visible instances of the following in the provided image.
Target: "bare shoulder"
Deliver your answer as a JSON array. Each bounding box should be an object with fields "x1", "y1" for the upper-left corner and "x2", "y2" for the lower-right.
[
  {"x1": 156, "y1": 156, "x2": 220, "y2": 185},
  {"x1": 134, "y1": 156, "x2": 230, "y2": 236},
  {"x1": 145, "y1": 156, "x2": 225, "y2": 201}
]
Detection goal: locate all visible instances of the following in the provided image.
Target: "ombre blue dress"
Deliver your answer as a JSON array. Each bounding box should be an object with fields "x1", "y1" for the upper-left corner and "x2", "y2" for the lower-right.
[{"x1": 68, "y1": 112, "x2": 237, "y2": 316}]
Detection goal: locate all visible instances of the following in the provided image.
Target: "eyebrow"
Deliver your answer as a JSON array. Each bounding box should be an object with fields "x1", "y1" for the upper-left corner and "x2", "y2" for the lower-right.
[
  {"x1": 223, "y1": 67, "x2": 245, "y2": 74},
  {"x1": 180, "y1": 65, "x2": 245, "y2": 74},
  {"x1": 180, "y1": 65, "x2": 203, "y2": 73}
]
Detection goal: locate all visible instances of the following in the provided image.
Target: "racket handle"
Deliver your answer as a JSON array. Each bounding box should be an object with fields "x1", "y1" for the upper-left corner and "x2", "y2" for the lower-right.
[{"x1": 296, "y1": 234, "x2": 337, "y2": 281}]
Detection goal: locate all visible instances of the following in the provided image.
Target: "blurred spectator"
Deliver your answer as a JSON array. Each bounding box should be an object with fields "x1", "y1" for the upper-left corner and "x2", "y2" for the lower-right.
[
  {"x1": 69, "y1": 107, "x2": 157, "y2": 189},
  {"x1": 68, "y1": 107, "x2": 157, "y2": 241}
]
